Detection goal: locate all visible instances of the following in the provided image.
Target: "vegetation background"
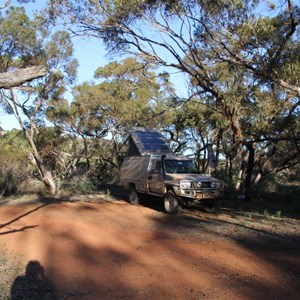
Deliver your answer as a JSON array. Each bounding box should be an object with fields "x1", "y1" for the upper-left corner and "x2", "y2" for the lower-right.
[{"x1": 0, "y1": 0, "x2": 299, "y2": 213}]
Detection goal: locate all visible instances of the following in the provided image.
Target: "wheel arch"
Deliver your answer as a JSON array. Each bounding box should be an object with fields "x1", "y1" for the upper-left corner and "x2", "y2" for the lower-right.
[
  {"x1": 164, "y1": 190, "x2": 182, "y2": 214},
  {"x1": 164, "y1": 185, "x2": 185, "y2": 206}
]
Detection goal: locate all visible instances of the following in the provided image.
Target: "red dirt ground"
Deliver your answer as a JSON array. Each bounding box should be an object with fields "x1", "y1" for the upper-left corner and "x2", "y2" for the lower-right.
[{"x1": 0, "y1": 195, "x2": 299, "y2": 299}]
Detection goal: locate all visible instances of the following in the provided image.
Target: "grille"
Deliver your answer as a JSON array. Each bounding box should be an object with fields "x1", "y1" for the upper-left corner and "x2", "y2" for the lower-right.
[{"x1": 200, "y1": 182, "x2": 211, "y2": 188}]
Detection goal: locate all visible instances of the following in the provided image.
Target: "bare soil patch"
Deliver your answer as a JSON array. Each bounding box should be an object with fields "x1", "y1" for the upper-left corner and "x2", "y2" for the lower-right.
[{"x1": 0, "y1": 191, "x2": 299, "y2": 299}]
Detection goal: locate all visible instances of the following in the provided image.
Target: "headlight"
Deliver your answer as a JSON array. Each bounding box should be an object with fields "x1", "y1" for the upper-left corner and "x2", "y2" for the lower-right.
[
  {"x1": 180, "y1": 180, "x2": 192, "y2": 189},
  {"x1": 211, "y1": 181, "x2": 220, "y2": 188}
]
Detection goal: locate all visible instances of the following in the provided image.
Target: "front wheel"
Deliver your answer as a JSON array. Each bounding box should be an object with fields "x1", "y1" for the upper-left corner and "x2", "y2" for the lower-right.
[
  {"x1": 164, "y1": 190, "x2": 182, "y2": 215},
  {"x1": 129, "y1": 184, "x2": 140, "y2": 205}
]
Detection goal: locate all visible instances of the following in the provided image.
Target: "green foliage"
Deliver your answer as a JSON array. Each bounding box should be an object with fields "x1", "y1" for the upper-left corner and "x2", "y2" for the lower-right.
[
  {"x1": 0, "y1": 1, "x2": 299, "y2": 203},
  {"x1": 50, "y1": 0, "x2": 299, "y2": 193},
  {"x1": 48, "y1": 57, "x2": 171, "y2": 137},
  {"x1": 46, "y1": 57, "x2": 174, "y2": 187},
  {"x1": 257, "y1": 171, "x2": 300, "y2": 204},
  {"x1": 59, "y1": 175, "x2": 97, "y2": 194},
  {"x1": 0, "y1": 3, "x2": 78, "y2": 195},
  {"x1": 34, "y1": 127, "x2": 65, "y2": 175},
  {"x1": 0, "y1": 130, "x2": 31, "y2": 196},
  {"x1": 0, "y1": 6, "x2": 44, "y2": 71}
]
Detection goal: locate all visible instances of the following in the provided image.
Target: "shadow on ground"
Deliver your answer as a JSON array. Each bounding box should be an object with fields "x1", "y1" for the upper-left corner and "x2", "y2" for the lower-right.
[
  {"x1": 11, "y1": 260, "x2": 57, "y2": 300},
  {"x1": 0, "y1": 188, "x2": 299, "y2": 299}
]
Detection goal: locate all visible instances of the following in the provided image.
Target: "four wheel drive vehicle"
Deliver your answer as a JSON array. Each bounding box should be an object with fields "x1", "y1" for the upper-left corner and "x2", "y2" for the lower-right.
[{"x1": 120, "y1": 128, "x2": 224, "y2": 214}]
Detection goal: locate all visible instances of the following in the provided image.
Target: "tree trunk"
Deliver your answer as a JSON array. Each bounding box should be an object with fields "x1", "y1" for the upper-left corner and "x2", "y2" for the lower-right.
[
  {"x1": 28, "y1": 149, "x2": 57, "y2": 196},
  {"x1": 235, "y1": 151, "x2": 249, "y2": 191},
  {"x1": 83, "y1": 137, "x2": 90, "y2": 170},
  {"x1": 253, "y1": 173, "x2": 262, "y2": 185},
  {"x1": 215, "y1": 128, "x2": 223, "y2": 167},
  {"x1": 228, "y1": 154, "x2": 233, "y2": 179},
  {"x1": 25, "y1": 133, "x2": 57, "y2": 195},
  {"x1": 8, "y1": 89, "x2": 56, "y2": 195},
  {"x1": 244, "y1": 142, "x2": 255, "y2": 201},
  {"x1": 42, "y1": 169, "x2": 57, "y2": 195}
]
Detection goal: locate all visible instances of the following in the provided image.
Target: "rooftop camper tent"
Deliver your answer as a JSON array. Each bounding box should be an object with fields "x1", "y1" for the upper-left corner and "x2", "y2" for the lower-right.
[
  {"x1": 126, "y1": 128, "x2": 174, "y2": 157},
  {"x1": 120, "y1": 127, "x2": 177, "y2": 201}
]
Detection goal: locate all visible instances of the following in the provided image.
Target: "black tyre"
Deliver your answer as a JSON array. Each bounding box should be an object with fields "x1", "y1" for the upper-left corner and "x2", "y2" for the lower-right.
[
  {"x1": 129, "y1": 184, "x2": 140, "y2": 205},
  {"x1": 164, "y1": 190, "x2": 182, "y2": 215}
]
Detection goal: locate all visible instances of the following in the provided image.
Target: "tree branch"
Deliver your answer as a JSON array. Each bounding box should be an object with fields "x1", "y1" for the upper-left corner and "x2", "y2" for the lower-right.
[
  {"x1": 0, "y1": 66, "x2": 47, "y2": 89},
  {"x1": 0, "y1": 0, "x2": 11, "y2": 10}
]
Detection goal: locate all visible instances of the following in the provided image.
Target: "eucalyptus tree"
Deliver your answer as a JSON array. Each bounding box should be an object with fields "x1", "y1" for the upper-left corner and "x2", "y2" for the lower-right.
[
  {"x1": 0, "y1": 0, "x2": 46, "y2": 86},
  {"x1": 47, "y1": 57, "x2": 173, "y2": 179},
  {"x1": 48, "y1": 0, "x2": 300, "y2": 198},
  {"x1": 0, "y1": 6, "x2": 78, "y2": 194}
]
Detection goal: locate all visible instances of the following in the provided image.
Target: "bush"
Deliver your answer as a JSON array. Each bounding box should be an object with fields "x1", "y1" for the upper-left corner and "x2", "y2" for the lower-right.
[
  {"x1": 0, "y1": 165, "x2": 27, "y2": 197},
  {"x1": 0, "y1": 131, "x2": 31, "y2": 197},
  {"x1": 257, "y1": 174, "x2": 300, "y2": 204},
  {"x1": 58, "y1": 174, "x2": 97, "y2": 194}
]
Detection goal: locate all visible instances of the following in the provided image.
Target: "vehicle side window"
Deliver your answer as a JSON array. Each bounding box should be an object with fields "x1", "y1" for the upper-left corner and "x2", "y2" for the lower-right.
[
  {"x1": 156, "y1": 161, "x2": 162, "y2": 173},
  {"x1": 150, "y1": 159, "x2": 162, "y2": 174}
]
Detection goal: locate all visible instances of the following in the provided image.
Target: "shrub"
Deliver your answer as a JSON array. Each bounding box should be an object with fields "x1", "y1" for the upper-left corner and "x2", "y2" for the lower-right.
[
  {"x1": 0, "y1": 131, "x2": 31, "y2": 197},
  {"x1": 58, "y1": 174, "x2": 97, "y2": 194}
]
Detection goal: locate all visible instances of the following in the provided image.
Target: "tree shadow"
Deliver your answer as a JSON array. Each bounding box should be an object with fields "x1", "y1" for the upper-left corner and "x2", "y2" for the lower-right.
[
  {"x1": 220, "y1": 196, "x2": 300, "y2": 220},
  {"x1": 2, "y1": 193, "x2": 299, "y2": 299},
  {"x1": 0, "y1": 203, "x2": 49, "y2": 236},
  {"x1": 98, "y1": 184, "x2": 167, "y2": 212},
  {"x1": 47, "y1": 205, "x2": 298, "y2": 299},
  {"x1": 138, "y1": 195, "x2": 166, "y2": 213},
  {"x1": 0, "y1": 225, "x2": 38, "y2": 235},
  {"x1": 97, "y1": 184, "x2": 129, "y2": 200},
  {"x1": 11, "y1": 260, "x2": 57, "y2": 300},
  {"x1": 148, "y1": 212, "x2": 300, "y2": 299}
]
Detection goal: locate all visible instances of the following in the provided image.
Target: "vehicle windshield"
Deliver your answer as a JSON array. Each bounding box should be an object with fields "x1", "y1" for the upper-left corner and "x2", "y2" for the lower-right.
[{"x1": 164, "y1": 159, "x2": 198, "y2": 174}]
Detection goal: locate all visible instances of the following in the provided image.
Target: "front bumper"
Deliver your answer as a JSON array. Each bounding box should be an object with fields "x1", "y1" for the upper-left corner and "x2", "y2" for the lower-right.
[{"x1": 174, "y1": 186, "x2": 223, "y2": 200}]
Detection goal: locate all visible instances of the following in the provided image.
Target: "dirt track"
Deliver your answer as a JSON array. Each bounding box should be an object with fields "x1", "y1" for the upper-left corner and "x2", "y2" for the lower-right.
[{"x1": 0, "y1": 194, "x2": 299, "y2": 299}]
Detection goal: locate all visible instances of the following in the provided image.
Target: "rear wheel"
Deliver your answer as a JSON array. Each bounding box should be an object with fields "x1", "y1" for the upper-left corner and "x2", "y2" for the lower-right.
[
  {"x1": 164, "y1": 190, "x2": 182, "y2": 215},
  {"x1": 129, "y1": 184, "x2": 140, "y2": 205}
]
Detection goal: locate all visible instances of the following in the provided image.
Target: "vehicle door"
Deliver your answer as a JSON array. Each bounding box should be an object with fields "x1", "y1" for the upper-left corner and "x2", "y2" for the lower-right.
[{"x1": 148, "y1": 158, "x2": 164, "y2": 195}]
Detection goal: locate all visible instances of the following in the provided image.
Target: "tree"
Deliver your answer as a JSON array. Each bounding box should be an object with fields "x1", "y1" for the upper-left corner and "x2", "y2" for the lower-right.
[
  {"x1": 47, "y1": 57, "x2": 173, "y2": 181},
  {"x1": 0, "y1": 6, "x2": 78, "y2": 194},
  {"x1": 0, "y1": 0, "x2": 46, "y2": 87},
  {"x1": 49, "y1": 0, "x2": 300, "y2": 199}
]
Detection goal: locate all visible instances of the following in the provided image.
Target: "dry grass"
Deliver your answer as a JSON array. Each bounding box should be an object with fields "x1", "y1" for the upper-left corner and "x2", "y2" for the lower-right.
[{"x1": 0, "y1": 249, "x2": 22, "y2": 300}]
